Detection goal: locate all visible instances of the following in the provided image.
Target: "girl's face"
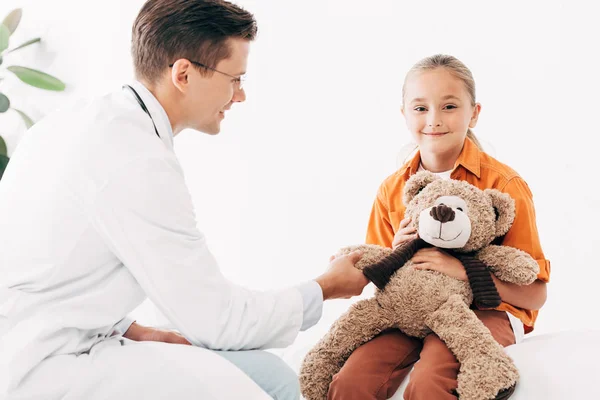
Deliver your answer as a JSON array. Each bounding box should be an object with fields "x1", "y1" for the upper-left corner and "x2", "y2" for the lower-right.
[{"x1": 402, "y1": 68, "x2": 481, "y2": 157}]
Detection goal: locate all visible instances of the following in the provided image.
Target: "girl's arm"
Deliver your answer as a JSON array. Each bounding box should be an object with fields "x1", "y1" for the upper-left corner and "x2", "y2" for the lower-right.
[
  {"x1": 492, "y1": 276, "x2": 547, "y2": 310},
  {"x1": 365, "y1": 185, "x2": 396, "y2": 247},
  {"x1": 496, "y1": 176, "x2": 550, "y2": 310}
]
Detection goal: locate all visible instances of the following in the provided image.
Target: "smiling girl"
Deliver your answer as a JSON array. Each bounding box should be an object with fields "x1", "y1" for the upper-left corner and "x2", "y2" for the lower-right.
[{"x1": 327, "y1": 54, "x2": 550, "y2": 400}]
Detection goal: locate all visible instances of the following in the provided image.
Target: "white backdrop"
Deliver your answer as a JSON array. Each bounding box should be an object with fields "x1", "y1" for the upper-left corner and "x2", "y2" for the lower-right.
[{"x1": 1, "y1": 0, "x2": 598, "y2": 337}]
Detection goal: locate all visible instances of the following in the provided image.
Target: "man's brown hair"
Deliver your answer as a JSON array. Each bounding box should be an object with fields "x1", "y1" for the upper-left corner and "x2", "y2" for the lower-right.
[{"x1": 132, "y1": 0, "x2": 257, "y2": 83}]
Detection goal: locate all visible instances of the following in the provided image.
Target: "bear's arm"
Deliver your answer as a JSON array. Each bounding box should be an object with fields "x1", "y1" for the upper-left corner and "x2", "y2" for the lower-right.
[{"x1": 476, "y1": 245, "x2": 540, "y2": 286}]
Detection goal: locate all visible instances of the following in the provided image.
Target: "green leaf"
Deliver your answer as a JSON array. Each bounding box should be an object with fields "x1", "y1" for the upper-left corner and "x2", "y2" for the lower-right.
[
  {"x1": 7, "y1": 66, "x2": 66, "y2": 91},
  {"x1": 6, "y1": 37, "x2": 41, "y2": 54},
  {"x1": 0, "y1": 154, "x2": 9, "y2": 180},
  {"x1": 0, "y1": 24, "x2": 9, "y2": 53},
  {"x1": 0, "y1": 92, "x2": 9, "y2": 113},
  {"x1": 12, "y1": 108, "x2": 34, "y2": 128},
  {"x1": 0, "y1": 135, "x2": 7, "y2": 156},
  {"x1": 2, "y1": 9, "x2": 22, "y2": 35}
]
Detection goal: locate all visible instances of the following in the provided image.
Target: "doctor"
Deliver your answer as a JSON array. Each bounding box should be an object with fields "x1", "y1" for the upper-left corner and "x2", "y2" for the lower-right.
[{"x1": 0, "y1": 0, "x2": 368, "y2": 399}]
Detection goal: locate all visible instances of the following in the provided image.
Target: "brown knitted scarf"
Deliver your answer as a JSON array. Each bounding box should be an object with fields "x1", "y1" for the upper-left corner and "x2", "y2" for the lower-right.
[
  {"x1": 363, "y1": 240, "x2": 501, "y2": 309},
  {"x1": 363, "y1": 238, "x2": 431, "y2": 290},
  {"x1": 453, "y1": 252, "x2": 502, "y2": 309}
]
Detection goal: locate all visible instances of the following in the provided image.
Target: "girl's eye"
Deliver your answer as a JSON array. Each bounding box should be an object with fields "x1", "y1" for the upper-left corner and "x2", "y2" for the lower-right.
[
  {"x1": 414, "y1": 107, "x2": 427, "y2": 112},
  {"x1": 444, "y1": 104, "x2": 457, "y2": 110}
]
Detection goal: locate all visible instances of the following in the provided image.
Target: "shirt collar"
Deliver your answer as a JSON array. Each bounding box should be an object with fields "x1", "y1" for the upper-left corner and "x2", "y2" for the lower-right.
[
  {"x1": 454, "y1": 136, "x2": 481, "y2": 178},
  {"x1": 403, "y1": 136, "x2": 481, "y2": 178}
]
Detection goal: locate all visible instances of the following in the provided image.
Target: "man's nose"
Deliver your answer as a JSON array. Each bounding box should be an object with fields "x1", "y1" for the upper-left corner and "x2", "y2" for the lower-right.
[{"x1": 232, "y1": 87, "x2": 246, "y2": 103}]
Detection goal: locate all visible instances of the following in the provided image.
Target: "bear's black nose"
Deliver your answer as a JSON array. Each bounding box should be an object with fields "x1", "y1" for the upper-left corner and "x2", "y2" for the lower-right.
[{"x1": 430, "y1": 204, "x2": 455, "y2": 223}]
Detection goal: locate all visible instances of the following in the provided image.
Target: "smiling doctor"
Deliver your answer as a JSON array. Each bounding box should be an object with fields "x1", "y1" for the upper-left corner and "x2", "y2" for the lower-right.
[{"x1": 0, "y1": 1, "x2": 368, "y2": 399}]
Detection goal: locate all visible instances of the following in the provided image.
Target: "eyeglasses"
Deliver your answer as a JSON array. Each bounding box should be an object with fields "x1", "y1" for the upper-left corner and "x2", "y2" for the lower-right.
[{"x1": 169, "y1": 60, "x2": 246, "y2": 90}]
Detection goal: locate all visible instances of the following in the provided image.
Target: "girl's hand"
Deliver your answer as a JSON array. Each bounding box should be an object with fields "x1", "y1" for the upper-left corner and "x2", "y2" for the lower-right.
[
  {"x1": 412, "y1": 248, "x2": 468, "y2": 281},
  {"x1": 392, "y1": 217, "x2": 418, "y2": 249}
]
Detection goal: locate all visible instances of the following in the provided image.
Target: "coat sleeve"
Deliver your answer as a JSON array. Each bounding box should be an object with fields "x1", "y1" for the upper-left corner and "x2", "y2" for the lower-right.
[{"x1": 90, "y1": 156, "x2": 304, "y2": 350}]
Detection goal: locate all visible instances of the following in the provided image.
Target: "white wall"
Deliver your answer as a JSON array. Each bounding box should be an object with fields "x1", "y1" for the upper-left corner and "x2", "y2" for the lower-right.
[{"x1": 1, "y1": 0, "x2": 598, "y2": 337}]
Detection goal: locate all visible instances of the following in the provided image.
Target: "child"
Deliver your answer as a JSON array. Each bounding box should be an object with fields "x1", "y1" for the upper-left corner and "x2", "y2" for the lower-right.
[{"x1": 327, "y1": 54, "x2": 550, "y2": 400}]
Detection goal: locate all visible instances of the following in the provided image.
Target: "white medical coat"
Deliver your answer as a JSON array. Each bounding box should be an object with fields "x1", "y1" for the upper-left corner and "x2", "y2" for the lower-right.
[{"x1": 0, "y1": 81, "x2": 322, "y2": 394}]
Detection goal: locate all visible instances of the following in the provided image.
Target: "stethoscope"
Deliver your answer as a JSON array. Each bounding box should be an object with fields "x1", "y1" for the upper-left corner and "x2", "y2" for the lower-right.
[{"x1": 123, "y1": 84, "x2": 161, "y2": 138}]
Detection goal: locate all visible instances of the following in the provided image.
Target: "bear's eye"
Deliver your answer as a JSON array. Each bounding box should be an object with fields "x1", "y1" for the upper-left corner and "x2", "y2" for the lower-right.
[{"x1": 457, "y1": 207, "x2": 463, "y2": 212}]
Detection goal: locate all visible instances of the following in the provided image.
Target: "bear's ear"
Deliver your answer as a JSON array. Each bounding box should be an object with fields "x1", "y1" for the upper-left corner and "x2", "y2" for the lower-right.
[
  {"x1": 403, "y1": 171, "x2": 439, "y2": 205},
  {"x1": 484, "y1": 189, "x2": 515, "y2": 237}
]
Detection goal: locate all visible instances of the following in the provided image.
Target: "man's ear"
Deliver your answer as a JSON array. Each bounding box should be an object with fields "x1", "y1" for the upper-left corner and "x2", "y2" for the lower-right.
[
  {"x1": 170, "y1": 59, "x2": 191, "y2": 93},
  {"x1": 484, "y1": 188, "x2": 515, "y2": 237},
  {"x1": 403, "y1": 171, "x2": 439, "y2": 205}
]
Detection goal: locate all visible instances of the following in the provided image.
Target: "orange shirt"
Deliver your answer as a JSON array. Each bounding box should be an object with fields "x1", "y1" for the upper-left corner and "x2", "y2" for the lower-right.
[{"x1": 366, "y1": 137, "x2": 550, "y2": 333}]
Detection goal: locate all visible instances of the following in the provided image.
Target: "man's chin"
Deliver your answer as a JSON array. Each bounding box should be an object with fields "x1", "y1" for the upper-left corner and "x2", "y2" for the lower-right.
[{"x1": 195, "y1": 123, "x2": 221, "y2": 135}]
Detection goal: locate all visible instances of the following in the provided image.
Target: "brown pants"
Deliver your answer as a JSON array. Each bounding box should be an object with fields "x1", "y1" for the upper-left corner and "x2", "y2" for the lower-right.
[{"x1": 327, "y1": 309, "x2": 516, "y2": 400}]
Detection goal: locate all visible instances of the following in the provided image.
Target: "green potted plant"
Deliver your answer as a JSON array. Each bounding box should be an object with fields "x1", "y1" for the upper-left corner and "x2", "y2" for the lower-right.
[{"x1": 0, "y1": 8, "x2": 66, "y2": 179}]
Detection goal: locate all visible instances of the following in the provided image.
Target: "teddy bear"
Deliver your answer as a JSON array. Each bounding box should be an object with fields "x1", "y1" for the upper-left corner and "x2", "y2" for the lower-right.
[{"x1": 299, "y1": 171, "x2": 540, "y2": 400}]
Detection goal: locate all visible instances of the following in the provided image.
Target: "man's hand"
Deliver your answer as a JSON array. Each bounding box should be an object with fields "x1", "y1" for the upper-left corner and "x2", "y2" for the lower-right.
[
  {"x1": 123, "y1": 322, "x2": 191, "y2": 345},
  {"x1": 315, "y1": 250, "x2": 369, "y2": 300},
  {"x1": 412, "y1": 248, "x2": 467, "y2": 281}
]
